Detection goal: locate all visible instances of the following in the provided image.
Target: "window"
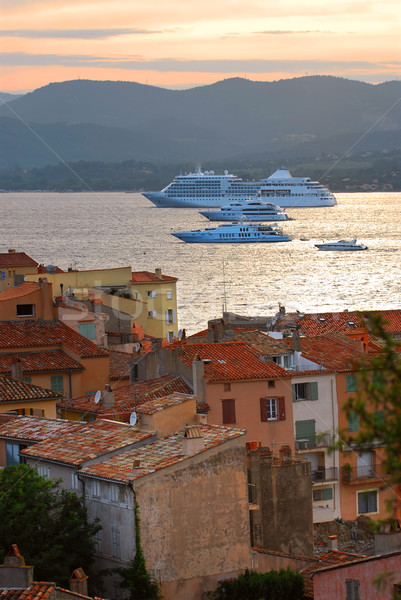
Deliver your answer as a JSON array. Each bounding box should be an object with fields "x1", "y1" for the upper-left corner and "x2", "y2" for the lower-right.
[
  {"x1": 292, "y1": 382, "x2": 318, "y2": 401},
  {"x1": 22, "y1": 376, "x2": 32, "y2": 384},
  {"x1": 147, "y1": 290, "x2": 156, "y2": 298},
  {"x1": 37, "y1": 465, "x2": 50, "y2": 479},
  {"x1": 92, "y1": 480, "x2": 101, "y2": 498},
  {"x1": 165, "y1": 308, "x2": 175, "y2": 324},
  {"x1": 346, "y1": 579, "x2": 360, "y2": 600},
  {"x1": 166, "y1": 290, "x2": 172, "y2": 299},
  {"x1": 166, "y1": 331, "x2": 174, "y2": 343},
  {"x1": 295, "y1": 419, "x2": 316, "y2": 448},
  {"x1": 78, "y1": 322, "x2": 96, "y2": 340},
  {"x1": 357, "y1": 490, "x2": 378, "y2": 514},
  {"x1": 346, "y1": 374, "x2": 357, "y2": 392},
  {"x1": 260, "y1": 397, "x2": 285, "y2": 421},
  {"x1": 50, "y1": 375, "x2": 64, "y2": 394},
  {"x1": 313, "y1": 488, "x2": 333, "y2": 502},
  {"x1": 6, "y1": 442, "x2": 20, "y2": 466},
  {"x1": 111, "y1": 526, "x2": 121, "y2": 558},
  {"x1": 94, "y1": 530, "x2": 103, "y2": 554},
  {"x1": 1, "y1": 270, "x2": 5, "y2": 280},
  {"x1": 268, "y1": 380, "x2": 275, "y2": 388},
  {"x1": 110, "y1": 484, "x2": 119, "y2": 503},
  {"x1": 16, "y1": 303, "x2": 35, "y2": 317},
  {"x1": 222, "y1": 399, "x2": 236, "y2": 424},
  {"x1": 224, "y1": 383, "x2": 231, "y2": 392},
  {"x1": 71, "y1": 472, "x2": 79, "y2": 490},
  {"x1": 374, "y1": 409, "x2": 385, "y2": 425},
  {"x1": 348, "y1": 412, "x2": 359, "y2": 432}
]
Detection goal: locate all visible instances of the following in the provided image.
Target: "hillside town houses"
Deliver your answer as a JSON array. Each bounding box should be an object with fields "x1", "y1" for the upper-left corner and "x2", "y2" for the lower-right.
[{"x1": 1, "y1": 249, "x2": 401, "y2": 600}]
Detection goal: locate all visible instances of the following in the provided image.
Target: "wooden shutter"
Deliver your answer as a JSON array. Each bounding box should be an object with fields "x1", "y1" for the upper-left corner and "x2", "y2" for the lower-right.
[
  {"x1": 278, "y1": 396, "x2": 286, "y2": 420},
  {"x1": 222, "y1": 399, "x2": 236, "y2": 424},
  {"x1": 260, "y1": 397, "x2": 268, "y2": 422}
]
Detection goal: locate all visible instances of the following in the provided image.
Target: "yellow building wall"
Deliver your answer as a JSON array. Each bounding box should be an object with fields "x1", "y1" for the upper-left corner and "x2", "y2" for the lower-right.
[
  {"x1": 0, "y1": 265, "x2": 38, "y2": 292},
  {"x1": 26, "y1": 266, "x2": 133, "y2": 291},
  {"x1": 131, "y1": 281, "x2": 178, "y2": 339},
  {"x1": 0, "y1": 398, "x2": 57, "y2": 419}
]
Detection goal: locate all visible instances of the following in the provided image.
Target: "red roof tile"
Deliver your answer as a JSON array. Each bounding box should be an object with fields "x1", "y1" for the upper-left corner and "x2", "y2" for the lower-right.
[
  {"x1": 0, "y1": 414, "x2": 82, "y2": 442},
  {"x1": 0, "y1": 282, "x2": 40, "y2": 301},
  {"x1": 0, "y1": 583, "x2": 55, "y2": 600},
  {"x1": 80, "y1": 423, "x2": 246, "y2": 482},
  {"x1": 0, "y1": 252, "x2": 38, "y2": 268},
  {"x1": 21, "y1": 419, "x2": 154, "y2": 466},
  {"x1": 57, "y1": 375, "x2": 193, "y2": 419},
  {"x1": 285, "y1": 309, "x2": 401, "y2": 337},
  {"x1": 170, "y1": 342, "x2": 291, "y2": 382},
  {"x1": 0, "y1": 376, "x2": 62, "y2": 403},
  {"x1": 301, "y1": 550, "x2": 363, "y2": 599},
  {"x1": 131, "y1": 270, "x2": 177, "y2": 283},
  {"x1": 0, "y1": 350, "x2": 83, "y2": 374},
  {"x1": 0, "y1": 319, "x2": 109, "y2": 358},
  {"x1": 137, "y1": 393, "x2": 194, "y2": 415},
  {"x1": 109, "y1": 350, "x2": 132, "y2": 380}
]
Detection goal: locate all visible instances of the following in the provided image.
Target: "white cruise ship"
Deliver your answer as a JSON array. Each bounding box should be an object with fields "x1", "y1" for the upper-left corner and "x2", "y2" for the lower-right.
[{"x1": 142, "y1": 166, "x2": 337, "y2": 208}]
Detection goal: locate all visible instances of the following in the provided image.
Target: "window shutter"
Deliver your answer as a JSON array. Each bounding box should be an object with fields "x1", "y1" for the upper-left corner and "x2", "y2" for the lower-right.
[
  {"x1": 172, "y1": 309, "x2": 176, "y2": 324},
  {"x1": 278, "y1": 396, "x2": 286, "y2": 420},
  {"x1": 322, "y1": 487, "x2": 333, "y2": 500},
  {"x1": 260, "y1": 397, "x2": 268, "y2": 422},
  {"x1": 222, "y1": 399, "x2": 236, "y2": 424},
  {"x1": 310, "y1": 382, "x2": 319, "y2": 400},
  {"x1": 348, "y1": 412, "x2": 359, "y2": 432},
  {"x1": 165, "y1": 309, "x2": 169, "y2": 323}
]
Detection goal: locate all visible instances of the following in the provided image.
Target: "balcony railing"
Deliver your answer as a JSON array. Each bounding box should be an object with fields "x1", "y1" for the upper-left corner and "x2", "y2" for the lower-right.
[
  {"x1": 295, "y1": 432, "x2": 332, "y2": 450},
  {"x1": 312, "y1": 467, "x2": 338, "y2": 483},
  {"x1": 341, "y1": 463, "x2": 390, "y2": 483}
]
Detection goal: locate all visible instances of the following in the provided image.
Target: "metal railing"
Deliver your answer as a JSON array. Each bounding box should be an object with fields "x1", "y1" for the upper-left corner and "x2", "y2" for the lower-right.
[
  {"x1": 311, "y1": 467, "x2": 338, "y2": 482},
  {"x1": 341, "y1": 463, "x2": 390, "y2": 482}
]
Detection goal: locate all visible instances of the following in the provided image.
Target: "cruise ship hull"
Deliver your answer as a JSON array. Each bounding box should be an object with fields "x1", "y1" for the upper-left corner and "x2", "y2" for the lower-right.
[{"x1": 143, "y1": 191, "x2": 335, "y2": 208}]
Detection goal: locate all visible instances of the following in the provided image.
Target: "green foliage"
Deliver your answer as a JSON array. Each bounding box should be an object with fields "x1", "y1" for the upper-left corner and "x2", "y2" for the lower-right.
[
  {"x1": 343, "y1": 315, "x2": 401, "y2": 487},
  {"x1": 115, "y1": 498, "x2": 161, "y2": 600},
  {"x1": 0, "y1": 464, "x2": 101, "y2": 587},
  {"x1": 206, "y1": 568, "x2": 304, "y2": 600}
]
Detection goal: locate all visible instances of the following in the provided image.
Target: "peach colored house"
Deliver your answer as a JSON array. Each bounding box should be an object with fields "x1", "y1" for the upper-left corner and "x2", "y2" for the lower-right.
[
  {"x1": 0, "y1": 280, "x2": 55, "y2": 320},
  {"x1": 170, "y1": 341, "x2": 295, "y2": 451},
  {"x1": 0, "y1": 250, "x2": 38, "y2": 292},
  {"x1": 0, "y1": 376, "x2": 61, "y2": 419},
  {"x1": 0, "y1": 319, "x2": 110, "y2": 398}
]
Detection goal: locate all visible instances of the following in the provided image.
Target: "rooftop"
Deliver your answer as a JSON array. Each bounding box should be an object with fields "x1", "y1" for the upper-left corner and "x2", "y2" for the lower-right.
[
  {"x1": 0, "y1": 319, "x2": 109, "y2": 359},
  {"x1": 131, "y1": 270, "x2": 177, "y2": 283},
  {"x1": 57, "y1": 375, "x2": 193, "y2": 418},
  {"x1": 0, "y1": 282, "x2": 40, "y2": 301},
  {"x1": 0, "y1": 350, "x2": 83, "y2": 375},
  {"x1": 0, "y1": 583, "x2": 55, "y2": 600},
  {"x1": 80, "y1": 423, "x2": 246, "y2": 482},
  {"x1": 301, "y1": 550, "x2": 363, "y2": 599},
  {"x1": 137, "y1": 393, "x2": 194, "y2": 415},
  {"x1": 0, "y1": 251, "x2": 38, "y2": 268},
  {"x1": 171, "y1": 341, "x2": 291, "y2": 382},
  {"x1": 21, "y1": 419, "x2": 154, "y2": 466},
  {"x1": 0, "y1": 376, "x2": 62, "y2": 403},
  {"x1": 0, "y1": 414, "x2": 82, "y2": 442}
]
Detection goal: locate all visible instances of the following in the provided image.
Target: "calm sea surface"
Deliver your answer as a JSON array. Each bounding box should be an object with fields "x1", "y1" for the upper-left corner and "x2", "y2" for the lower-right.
[{"x1": 1, "y1": 191, "x2": 400, "y2": 333}]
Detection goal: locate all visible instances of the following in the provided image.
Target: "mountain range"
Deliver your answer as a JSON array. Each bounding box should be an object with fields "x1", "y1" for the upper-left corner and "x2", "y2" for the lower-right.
[{"x1": 0, "y1": 76, "x2": 400, "y2": 169}]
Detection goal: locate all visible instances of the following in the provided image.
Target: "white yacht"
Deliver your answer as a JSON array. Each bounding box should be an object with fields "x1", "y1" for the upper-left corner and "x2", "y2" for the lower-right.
[
  {"x1": 171, "y1": 222, "x2": 291, "y2": 243},
  {"x1": 142, "y1": 166, "x2": 336, "y2": 208},
  {"x1": 199, "y1": 198, "x2": 291, "y2": 222},
  {"x1": 315, "y1": 239, "x2": 368, "y2": 251}
]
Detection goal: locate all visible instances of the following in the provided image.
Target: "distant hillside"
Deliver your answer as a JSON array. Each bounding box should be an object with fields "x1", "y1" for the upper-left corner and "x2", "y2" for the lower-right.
[{"x1": 0, "y1": 76, "x2": 400, "y2": 169}]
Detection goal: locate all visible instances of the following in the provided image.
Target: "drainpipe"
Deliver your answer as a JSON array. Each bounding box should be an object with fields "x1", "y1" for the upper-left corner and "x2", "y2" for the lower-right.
[{"x1": 330, "y1": 377, "x2": 336, "y2": 512}]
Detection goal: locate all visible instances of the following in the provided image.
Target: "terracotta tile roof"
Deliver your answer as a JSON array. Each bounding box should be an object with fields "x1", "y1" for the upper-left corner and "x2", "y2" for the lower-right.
[
  {"x1": 0, "y1": 350, "x2": 83, "y2": 375},
  {"x1": 131, "y1": 271, "x2": 177, "y2": 283},
  {"x1": 283, "y1": 309, "x2": 401, "y2": 337},
  {"x1": 285, "y1": 332, "x2": 369, "y2": 372},
  {"x1": 0, "y1": 282, "x2": 40, "y2": 301},
  {"x1": 0, "y1": 414, "x2": 82, "y2": 442},
  {"x1": 57, "y1": 375, "x2": 193, "y2": 419},
  {"x1": 0, "y1": 319, "x2": 109, "y2": 358},
  {"x1": 80, "y1": 423, "x2": 246, "y2": 482},
  {"x1": 187, "y1": 329, "x2": 293, "y2": 357},
  {"x1": 0, "y1": 376, "x2": 62, "y2": 403},
  {"x1": 0, "y1": 252, "x2": 38, "y2": 268},
  {"x1": 137, "y1": 393, "x2": 194, "y2": 415},
  {"x1": 301, "y1": 550, "x2": 363, "y2": 599},
  {"x1": 21, "y1": 419, "x2": 154, "y2": 466},
  {"x1": 170, "y1": 342, "x2": 292, "y2": 382},
  {"x1": 0, "y1": 583, "x2": 55, "y2": 600},
  {"x1": 109, "y1": 350, "x2": 132, "y2": 380}
]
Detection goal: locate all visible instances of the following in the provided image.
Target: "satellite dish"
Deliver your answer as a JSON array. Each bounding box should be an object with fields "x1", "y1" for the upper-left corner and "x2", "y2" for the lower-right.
[
  {"x1": 129, "y1": 411, "x2": 137, "y2": 426},
  {"x1": 94, "y1": 390, "x2": 101, "y2": 404},
  {"x1": 134, "y1": 342, "x2": 141, "y2": 352}
]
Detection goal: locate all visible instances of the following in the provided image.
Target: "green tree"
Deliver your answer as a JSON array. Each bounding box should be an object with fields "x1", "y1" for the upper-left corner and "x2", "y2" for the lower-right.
[
  {"x1": 206, "y1": 568, "x2": 305, "y2": 600},
  {"x1": 0, "y1": 464, "x2": 101, "y2": 587},
  {"x1": 343, "y1": 315, "x2": 401, "y2": 487},
  {"x1": 115, "y1": 498, "x2": 161, "y2": 600}
]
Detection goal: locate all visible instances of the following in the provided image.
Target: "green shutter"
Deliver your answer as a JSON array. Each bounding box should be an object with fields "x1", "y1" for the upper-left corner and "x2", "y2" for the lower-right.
[
  {"x1": 374, "y1": 410, "x2": 385, "y2": 425},
  {"x1": 50, "y1": 375, "x2": 64, "y2": 394},
  {"x1": 296, "y1": 419, "x2": 316, "y2": 447},
  {"x1": 310, "y1": 382, "x2": 319, "y2": 401},
  {"x1": 322, "y1": 488, "x2": 333, "y2": 501},
  {"x1": 346, "y1": 374, "x2": 357, "y2": 392},
  {"x1": 348, "y1": 412, "x2": 359, "y2": 432},
  {"x1": 79, "y1": 322, "x2": 96, "y2": 340}
]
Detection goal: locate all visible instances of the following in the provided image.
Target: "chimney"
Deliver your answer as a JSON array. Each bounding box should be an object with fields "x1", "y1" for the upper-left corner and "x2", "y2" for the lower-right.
[
  {"x1": 0, "y1": 545, "x2": 34, "y2": 589},
  {"x1": 155, "y1": 268, "x2": 162, "y2": 280},
  {"x1": 8, "y1": 249, "x2": 16, "y2": 254},
  {"x1": 69, "y1": 568, "x2": 88, "y2": 596},
  {"x1": 102, "y1": 384, "x2": 115, "y2": 409},
  {"x1": 192, "y1": 355, "x2": 205, "y2": 405},
  {"x1": 182, "y1": 425, "x2": 204, "y2": 455},
  {"x1": 328, "y1": 535, "x2": 338, "y2": 550},
  {"x1": 291, "y1": 328, "x2": 301, "y2": 352},
  {"x1": 11, "y1": 359, "x2": 23, "y2": 381}
]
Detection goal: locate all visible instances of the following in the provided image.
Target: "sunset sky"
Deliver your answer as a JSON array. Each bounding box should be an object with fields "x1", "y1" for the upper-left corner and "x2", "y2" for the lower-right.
[{"x1": 1, "y1": 0, "x2": 400, "y2": 93}]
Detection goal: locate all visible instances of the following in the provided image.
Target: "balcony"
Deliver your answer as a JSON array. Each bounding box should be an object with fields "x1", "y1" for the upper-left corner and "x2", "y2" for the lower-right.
[
  {"x1": 295, "y1": 432, "x2": 332, "y2": 451},
  {"x1": 341, "y1": 463, "x2": 391, "y2": 484},
  {"x1": 312, "y1": 467, "x2": 338, "y2": 483}
]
